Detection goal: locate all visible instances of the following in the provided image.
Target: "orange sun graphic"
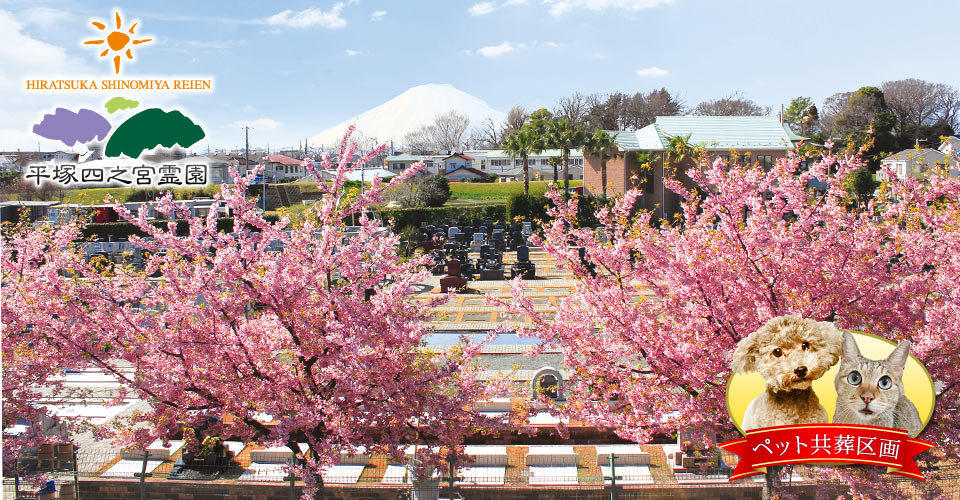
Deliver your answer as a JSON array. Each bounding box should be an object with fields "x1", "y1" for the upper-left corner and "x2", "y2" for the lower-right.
[{"x1": 83, "y1": 11, "x2": 152, "y2": 74}]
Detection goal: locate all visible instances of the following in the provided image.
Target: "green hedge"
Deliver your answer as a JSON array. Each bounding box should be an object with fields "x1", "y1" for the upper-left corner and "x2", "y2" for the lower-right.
[
  {"x1": 506, "y1": 194, "x2": 551, "y2": 222},
  {"x1": 81, "y1": 216, "x2": 281, "y2": 241},
  {"x1": 378, "y1": 204, "x2": 507, "y2": 231},
  {"x1": 505, "y1": 193, "x2": 611, "y2": 228}
]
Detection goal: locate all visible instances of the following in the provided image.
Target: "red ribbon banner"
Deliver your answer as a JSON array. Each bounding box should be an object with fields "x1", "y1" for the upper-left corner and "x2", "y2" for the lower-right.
[{"x1": 718, "y1": 424, "x2": 936, "y2": 481}]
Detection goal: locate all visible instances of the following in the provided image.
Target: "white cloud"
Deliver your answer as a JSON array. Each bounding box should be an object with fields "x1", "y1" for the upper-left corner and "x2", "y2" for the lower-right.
[
  {"x1": 543, "y1": 0, "x2": 673, "y2": 17},
  {"x1": 370, "y1": 10, "x2": 387, "y2": 21},
  {"x1": 0, "y1": 10, "x2": 70, "y2": 92},
  {"x1": 503, "y1": 0, "x2": 529, "y2": 5},
  {"x1": 182, "y1": 40, "x2": 240, "y2": 50},
  {"x1": 477, "y1": 41, "x2": 522, "y2": 58},
  {"x1": 635, "y1": 66, "x2": 669, "y2": 77},
  {"x1": 265, "y1": 3, "x2": 347, "y2": 29},
  {"x1": 230, "y1": 118, "x2": 281, "y2": 131},
  {"x1": 468, "y1": 2, "x2": 497, "y2": 16},
  {"x1": 543, "y1": 41, "x2": 564, "y2": 48},
  {"x1": 20, "y1": 6, "x2": 71, "y2": 28},
  {"x1": 344, "y1": 49, "x2": 366, "y2": 56},
  {"x1": 0, "y1": 9, "x2": 126, "y2": 150}
]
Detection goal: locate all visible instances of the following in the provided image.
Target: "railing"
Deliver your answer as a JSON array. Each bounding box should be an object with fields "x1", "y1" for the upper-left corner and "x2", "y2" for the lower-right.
[{"x1": 4, "y1": 448, "x2": 958, "y2": 500}]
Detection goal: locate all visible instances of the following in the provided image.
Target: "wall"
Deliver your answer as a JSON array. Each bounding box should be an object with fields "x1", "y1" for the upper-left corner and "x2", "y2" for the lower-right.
[
  {"x1": 74, "y1": 478, "x2": 828, "y2": 500},
  {"x1": 586, "y1": 149, "x2": 790, "y2": 220}
]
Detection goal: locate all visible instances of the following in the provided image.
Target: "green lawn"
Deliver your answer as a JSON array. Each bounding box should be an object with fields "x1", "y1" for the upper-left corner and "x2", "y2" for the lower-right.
[
  {"x1": 39, "y1": 179, "x2": 578, "y2": 208},
  {"x1": 57, "y1": 185, "x2": 219, "y2": 204},
  {"x1": 60, "y1": 186, "x2": 137, "y2": 204},
  {"x1": 449, "y1": 180, "x2": 581, "y2": 201}
]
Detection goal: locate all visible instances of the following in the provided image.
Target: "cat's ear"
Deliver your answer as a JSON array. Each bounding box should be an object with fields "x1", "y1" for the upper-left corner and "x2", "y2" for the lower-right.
[
  {"x1": 841, "y1": 330, "x2": 860, "y2": 363},
  {"x1": 886, "y1": 340, "x2": 912, "y2": 377},
  {"x1": 731, "y1": 333, "x2": 759, "y2": 373}
]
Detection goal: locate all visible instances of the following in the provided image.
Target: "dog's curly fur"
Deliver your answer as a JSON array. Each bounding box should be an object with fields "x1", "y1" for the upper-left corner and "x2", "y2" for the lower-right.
[{"x1": 731, "y1": 314, "x2": 843, "y2": 431}]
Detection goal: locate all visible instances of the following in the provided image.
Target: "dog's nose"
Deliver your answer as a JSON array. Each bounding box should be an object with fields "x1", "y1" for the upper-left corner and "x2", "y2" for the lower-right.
[
  {"x1": 861, "y1": 392, "x2": 874, "y2": 404},
  {"x1": 794, "y1": 366, "x2": 807, "y2": 378}
]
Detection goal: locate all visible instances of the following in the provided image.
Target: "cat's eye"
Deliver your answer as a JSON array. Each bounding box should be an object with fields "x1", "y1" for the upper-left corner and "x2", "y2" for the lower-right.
[
  {"x1": 878, "y1": 375, "x2": 892, "y2": 390},
  {"x1": 772, "y1": 348, "x2": 782, "y2": 357},
  {"x1": 847, "y1": 371, "x2": 862, "y2": 385},
  {"x1": 801, "y1": 341, "x2": 810, "y2": 351}
]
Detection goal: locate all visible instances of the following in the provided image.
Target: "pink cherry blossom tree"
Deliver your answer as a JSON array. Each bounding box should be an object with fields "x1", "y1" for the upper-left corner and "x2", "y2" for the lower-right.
[
  {"x1": 2, "y1": 127, "x2": 513, "y2": 497},
  {"x1": 506, "y1": 148, "x2": 960, "y2": 498}
]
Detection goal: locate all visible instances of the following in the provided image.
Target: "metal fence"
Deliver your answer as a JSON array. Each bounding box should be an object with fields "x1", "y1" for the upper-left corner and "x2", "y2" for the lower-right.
[{"x1": 3, "y1": 447, "x2": 958, "y2": 500}]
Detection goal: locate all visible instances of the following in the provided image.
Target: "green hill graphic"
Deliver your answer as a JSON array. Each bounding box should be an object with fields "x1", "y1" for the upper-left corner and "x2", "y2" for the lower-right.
[{"x1": 104, "y1": 108, "x2": 205, "y2": 158}]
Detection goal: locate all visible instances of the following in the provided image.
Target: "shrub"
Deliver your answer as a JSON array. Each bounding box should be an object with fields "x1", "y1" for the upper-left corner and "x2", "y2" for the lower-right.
[
  {"x1": 123, "y1": 185, "x2": 220, "y2": 203},
  {"x1": 506, "y1": 193, "x2": 551, "y2": 222},
  {"x1": 80, "y1": 215, "x2": 281, "y2": 241},
  {"x1": 419, "y1": 175, "x2": 451, "y2": 207},
  {"x1": 379, "y1": 204, "x2": 506, "y2": 231},
  {"x1": 468, "y1": 175, "x2": 498, "y2": 183},
  {"x1": 576, "y1": 194, "x2": 611, "y2": 228}
]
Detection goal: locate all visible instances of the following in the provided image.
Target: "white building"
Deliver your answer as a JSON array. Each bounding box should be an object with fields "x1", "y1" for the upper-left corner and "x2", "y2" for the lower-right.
[
  {"x1": 464, "y1": 149, "x2": 584, "y2": 180},
  {"x1": 879, "y1": 144, "x2": 959, "y2": 181}
]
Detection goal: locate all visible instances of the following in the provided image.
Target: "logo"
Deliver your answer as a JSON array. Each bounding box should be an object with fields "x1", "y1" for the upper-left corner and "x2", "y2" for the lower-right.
[
  {"x1": 19, "y1": 9, "x2": 217, "y2": 187},
  {"x1": 719, "y1": 316, "x2": 937, "y2": 481},
  {"x1": 25, "y1": 9, "x2": 211, "y2": 92},
  {"x1": 83, "y1": 11, "x2": 153, "y2": 74}
]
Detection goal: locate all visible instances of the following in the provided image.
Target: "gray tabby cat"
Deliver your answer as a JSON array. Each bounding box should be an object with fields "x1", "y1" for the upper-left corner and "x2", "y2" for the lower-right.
[{"x1": 833, "y1": 331, "x2": 922, "y2": 437}]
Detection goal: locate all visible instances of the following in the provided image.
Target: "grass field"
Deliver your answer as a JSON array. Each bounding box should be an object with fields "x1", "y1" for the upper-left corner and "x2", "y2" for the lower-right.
[
  {"x1": 25, "y1": 180, "x2": 578, "y2": 211},
  {"x1": 449, "y1": 180, "x2": 581, "y2": 201},
  {"x1": 56, "y1": 185, "x2": 219, "y2": 204}
]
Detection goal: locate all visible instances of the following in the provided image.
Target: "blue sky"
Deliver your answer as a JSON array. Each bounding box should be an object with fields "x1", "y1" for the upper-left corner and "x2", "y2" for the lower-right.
[{"x1": 1, "y1": 0, "x2": 957, "y2": 152}]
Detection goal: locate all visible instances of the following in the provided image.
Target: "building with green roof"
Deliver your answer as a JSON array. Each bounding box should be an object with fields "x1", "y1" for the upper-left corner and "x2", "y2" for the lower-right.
[{"x1": 587, "y1": 116, "x2": 802, "y2": 219}]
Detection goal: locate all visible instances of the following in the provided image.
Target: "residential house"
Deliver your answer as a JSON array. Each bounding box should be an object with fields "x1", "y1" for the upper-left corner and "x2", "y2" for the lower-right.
[
  {"x1": 208, "y1": 152, "x2": 265, "y2": 178},
  {"x1": 444, "y1": 166, "x2": 489, "y2": 181},
  {"x1": 586, "y1": 116, "x2": 799, "y2": 218},
  {"x1": 0, "y1": 151, "x2": 80, "y2": 172},
  {"x1": 384, "y1": 154, "x2": 430, "y2": 174},
  {"x1": 263, "y1": 154, "x2": 305, "y2": 183},
  {"x1": 878, "y1": 147, "x2": 958, "y2": 181},
  {"x1": 175, "y1": 155, "x2": 234, "y2": 185},
  {"x1": 442, "y1": 153, "x2": 474, "y2": 173},
  {"x1": 939, "y1": 135, "x2": 960, "y2": 157}
]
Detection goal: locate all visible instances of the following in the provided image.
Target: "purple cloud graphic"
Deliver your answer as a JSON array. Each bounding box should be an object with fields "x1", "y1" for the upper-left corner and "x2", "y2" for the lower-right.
[{"x1": 32, "y1": 108, "x2": 112, "y2": 147}]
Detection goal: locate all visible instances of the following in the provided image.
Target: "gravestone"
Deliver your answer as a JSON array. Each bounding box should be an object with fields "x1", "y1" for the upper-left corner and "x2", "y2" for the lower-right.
[
  {"x1": 510, "y1": 245, "x2": 536, "y2": 279},
  {"x1": 440, "y1": 259, "x2": 468, "y2": 292}
]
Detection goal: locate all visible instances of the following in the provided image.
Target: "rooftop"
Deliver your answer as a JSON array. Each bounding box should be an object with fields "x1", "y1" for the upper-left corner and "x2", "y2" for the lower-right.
[
  {"x1": 611, "y1": 116, "x2": 798, "y2": 151},
  {"x1": 265, "y1": 154, "x2": 302, "y2": 166}
]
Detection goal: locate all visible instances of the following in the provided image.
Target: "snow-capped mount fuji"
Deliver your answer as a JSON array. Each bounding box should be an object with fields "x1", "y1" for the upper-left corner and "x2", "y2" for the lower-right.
[{"x1": 310, "y1": 83, "x2": 505, "y2": 149}]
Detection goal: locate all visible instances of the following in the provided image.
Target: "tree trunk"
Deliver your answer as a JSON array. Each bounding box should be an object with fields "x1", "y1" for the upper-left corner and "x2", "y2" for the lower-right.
[
  {"x1": 523, "y1": 156, "x2": 529, "y2": 195},
  {"x1": 762, "y1": 465, "x2": 780, "y2": 500},
  {"x1": 563, "y1": 150, "x2": 570, "y2": 200},
  {"x1": 600, "y1": 153, "x2": 607, "y2": 198},
  {"x1": 552, "y1": 163, "x2": 558, "y2": 184}
]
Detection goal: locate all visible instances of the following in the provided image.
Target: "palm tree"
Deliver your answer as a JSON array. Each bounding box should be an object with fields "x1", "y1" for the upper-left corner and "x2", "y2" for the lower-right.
[
  {"x1": 503, "y1": 128, "x2": 540, "y2": 195},
  {"x1": 666, "y1": 133, "x2": 695, "y2": 164},
  {"x1": 548, "y1": 156, "x2": 561, "y2": 184},
  {"x1": 547, "y1": 118, "x2": 587, "y2": 199},
  {"x1": 584, "y1": 129, "x2": 618, "y2": 198}
]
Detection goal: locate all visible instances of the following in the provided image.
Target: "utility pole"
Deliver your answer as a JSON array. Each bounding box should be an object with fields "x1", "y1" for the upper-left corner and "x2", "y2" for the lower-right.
[
  {"x1": 245, "y1": 126, "x2": 265, "y2": 211},
  {"x1": 603, "y1": 453, "x2": 621, "y2": 500}
]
